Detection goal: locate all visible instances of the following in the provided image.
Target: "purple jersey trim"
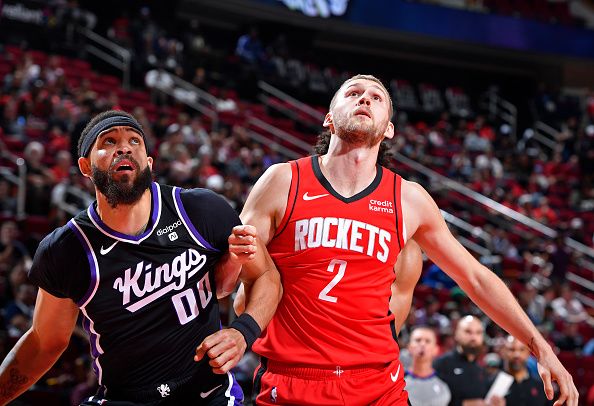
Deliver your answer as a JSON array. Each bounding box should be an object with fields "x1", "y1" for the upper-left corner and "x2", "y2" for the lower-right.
[
  {"x1": 68, "y1": 220, "x2": 98, "y2": 307},
  {"x1": 88, "y1": 182, "x2": 160, "y2": 242},
  {"x1": 174, "y1": 187, "x2": 219, "y2": 252}
]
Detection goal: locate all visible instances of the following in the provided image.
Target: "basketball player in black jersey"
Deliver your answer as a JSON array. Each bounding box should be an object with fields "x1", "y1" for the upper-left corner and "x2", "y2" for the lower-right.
[{"x1": 0, "y1": 110, "x2": 282, "y2": 405}]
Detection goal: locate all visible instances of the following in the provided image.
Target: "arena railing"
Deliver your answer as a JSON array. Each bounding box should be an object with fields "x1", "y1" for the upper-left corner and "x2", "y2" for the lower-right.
[
  {"x1": 533, "y1": 121, "x2": 561, "y2": 150},
  {"x1": 245, "y1": 130, "x2": 301, "y2": 160},
  {"x1": 149, "y1": 72, "x2": 219, "y2": 130},
  {"x1": 0, "y1": 152, "x2": 26, "y2": 220},
  {"x1": 479, "y1": 88, "x2": 518, "y2": 142},
  {"x1": 258, "y1": 81, "x2": 325, "y2": 122},
  {"x1": 394, "y1": 152, "x2": 594, "y2": 305},
  {"x1": 247, "y1": 117, "x2": 314, "y2": 154},
  {"x1": 78, "y1": 27, "x2": 132, "y2": 90}
]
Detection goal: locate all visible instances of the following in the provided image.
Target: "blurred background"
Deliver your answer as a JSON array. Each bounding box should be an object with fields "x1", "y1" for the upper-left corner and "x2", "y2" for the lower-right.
[{"x1": 0, "y1": 0, "x2": 593, "y2": 404}]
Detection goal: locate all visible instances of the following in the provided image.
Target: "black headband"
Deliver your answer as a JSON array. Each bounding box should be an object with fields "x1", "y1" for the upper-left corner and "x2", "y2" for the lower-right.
[{"x1": 80, "y1": 115, "x2": 147, "y2": 157}]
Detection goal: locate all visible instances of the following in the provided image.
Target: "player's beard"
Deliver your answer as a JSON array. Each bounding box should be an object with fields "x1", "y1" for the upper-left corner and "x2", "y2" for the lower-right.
[
  {"x1": 92, "y1": 158, "x2": 153, "y2": 208},
  {"x1": 334, "y1": 113, "x2": 386, "y2": 148}
]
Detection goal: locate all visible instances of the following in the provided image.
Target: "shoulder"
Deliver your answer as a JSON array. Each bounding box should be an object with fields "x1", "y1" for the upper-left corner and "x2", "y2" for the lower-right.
[
  {"x1": 29, "y1": 221, "x2": 86, "y2": 278},
  {"x1": 401, "y1": 178, "x2": 432, "y2": 204},
  {"x1": 179, "y1": 187, "x2": 228, "y2": 205},
  {"x1": 244, "y1": 162, "x2": 293, "y2": 209},
  {"x1": 255, "y1": 162, "x2": 293, "y2": 190},
  {"x1": 37, "y1": 222, "x2": 81, "y2": 255},
  {"x1": 178, "y1": 186, "x2": 240, "y2": 221}
]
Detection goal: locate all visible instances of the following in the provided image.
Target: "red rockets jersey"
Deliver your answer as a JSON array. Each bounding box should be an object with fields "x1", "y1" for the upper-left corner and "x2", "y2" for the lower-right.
[{"x1": 253, "y1": 156, "x2": 406, "y2": 368}]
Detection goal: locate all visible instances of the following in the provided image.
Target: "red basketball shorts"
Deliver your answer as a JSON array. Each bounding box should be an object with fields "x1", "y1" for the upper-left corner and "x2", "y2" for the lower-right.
[{"x1": 253, "y1": 358, "x2": 408, "y2": 406}]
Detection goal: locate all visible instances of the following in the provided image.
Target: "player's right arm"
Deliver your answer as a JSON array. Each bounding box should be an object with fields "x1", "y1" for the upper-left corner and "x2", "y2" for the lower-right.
[
  {"x1": 0, "y1": 289, "x2": 79, "y2": 405},
  {"x1": 232, "y1": 162, "x2": 292, "y2": 315},
  {"x1": 240, "y1": 162, "x2": 292, "y2": 245},
  {"x1": 390, "y1": 239, "x2": 423, "y2": 334}
]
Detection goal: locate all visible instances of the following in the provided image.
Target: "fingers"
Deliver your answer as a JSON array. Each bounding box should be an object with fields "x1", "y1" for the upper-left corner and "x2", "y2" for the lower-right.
[
  {"x1": 228, "y1": 225, "x2": 257, "y2": 262},
  {"x1": 194, "y1": 329, "x2": 247, "y2": 374},
  {"x1": 232, "y1": 225, "x2": 257, "y2": 238},
  {"x1": 540, "y1": 366, "x2": 579, "y2": 406},
  {"x1": 539, "y1": 367, "x2": 554, "y2": 400},
  {"x1": 553, "y1": 374, "x2": 578, "y2": 406}
]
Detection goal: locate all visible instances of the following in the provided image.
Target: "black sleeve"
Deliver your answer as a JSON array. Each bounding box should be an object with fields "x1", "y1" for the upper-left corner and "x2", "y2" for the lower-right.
[
  {"x1": 27, "y1": 225, "x2": 90, "y2": 303},
  {"x1": 433, "y1": 353, "x2": 447, "y2": 377},
  {"x1": 179, "y1": 188, "x2": 242, "y2": 252}
]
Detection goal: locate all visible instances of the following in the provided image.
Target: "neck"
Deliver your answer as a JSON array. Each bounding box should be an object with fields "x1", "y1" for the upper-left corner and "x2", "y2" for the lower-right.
[
  {"x1": 506, "y1": 367, "x2": 529, "y2": 382},
  {"x1": 411, "y1": 359, "x2": 435, "y2": 378},
  {"x1": 95, "y1": 188, "x2": 152, "y2": 235},
  {"x1": 320, "y1": 135, "x2": 380, "y2": 197}
]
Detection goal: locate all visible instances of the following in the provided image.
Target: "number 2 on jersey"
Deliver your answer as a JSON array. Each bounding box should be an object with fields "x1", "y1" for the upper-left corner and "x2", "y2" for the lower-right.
[{"x1": 318, "y1": 259, "x2": 347, "y2": 303}]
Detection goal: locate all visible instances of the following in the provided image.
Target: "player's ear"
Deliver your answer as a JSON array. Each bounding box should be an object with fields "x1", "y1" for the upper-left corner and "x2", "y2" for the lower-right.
[
  {"x1": 323, "y1": 112, "x2": 333, "y2": 129},
  {"x1": 147, "y1": 156, "x2": 153, "y2": 170},
  {"x1": 78, "y1": 157, "x2": 92, "y2": 179},
  {"x1": 383, "y1": 121, "x2": 394, "y2": 140}
]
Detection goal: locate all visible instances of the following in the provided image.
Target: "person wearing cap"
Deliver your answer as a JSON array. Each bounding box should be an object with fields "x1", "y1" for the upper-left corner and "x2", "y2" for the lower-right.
[{"x1": 0, "y1": 109, "x2": 282, "y2": 405}]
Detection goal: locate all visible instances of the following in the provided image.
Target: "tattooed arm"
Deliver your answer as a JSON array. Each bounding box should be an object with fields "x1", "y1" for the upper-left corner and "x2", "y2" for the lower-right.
[{"x1": 0, "y1": 289, "x2": 79, "y2": 405}]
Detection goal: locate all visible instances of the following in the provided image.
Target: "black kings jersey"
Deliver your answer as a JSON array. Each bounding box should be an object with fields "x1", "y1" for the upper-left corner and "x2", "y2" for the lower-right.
[{"x1": 28, "y1": 182, "x2": 241, "y2": 399}]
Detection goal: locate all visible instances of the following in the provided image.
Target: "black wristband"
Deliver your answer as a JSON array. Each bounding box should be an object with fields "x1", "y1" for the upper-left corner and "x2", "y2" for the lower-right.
[{"x1": 230, "y1": 313, "x2": 262, "y2": 351}]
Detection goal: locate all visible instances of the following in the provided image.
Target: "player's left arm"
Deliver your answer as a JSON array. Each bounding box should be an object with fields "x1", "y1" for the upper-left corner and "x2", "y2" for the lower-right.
[
  {"x1": 402, "y1": 180, "x2": 578, "y2": 406},
  {"x1": 390, "y1": 239, "x2": 423, "y2": 334},
  {"x1": 196, "y1": 235, "x2": 281, "y2": 374}
]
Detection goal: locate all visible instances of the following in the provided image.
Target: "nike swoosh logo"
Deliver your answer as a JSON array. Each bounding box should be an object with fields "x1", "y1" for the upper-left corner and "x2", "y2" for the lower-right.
[
  {"x1": 390, "y1": 365, "x2": 401, "y2": 382},
  {"x1": 303, "y1": 192, "x2": 329, "y2": 201},
  {"x1": 200, "y1": 384, "x2": 222, "y2": 398},
  {"x1": 100, "y1": 241, "x2": 118, "y2": 255}
]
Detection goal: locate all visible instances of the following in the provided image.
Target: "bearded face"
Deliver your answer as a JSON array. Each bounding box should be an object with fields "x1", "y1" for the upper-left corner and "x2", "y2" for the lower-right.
[
  {"x1": 327, "y1": 79, "x2": 393, "y2": 148},
  {"x1": 332, "y1": 107, "x2": 388, "y2": 148},
  {"x1": 91, "y1": 155, "x2": 152, "y2": 208}
]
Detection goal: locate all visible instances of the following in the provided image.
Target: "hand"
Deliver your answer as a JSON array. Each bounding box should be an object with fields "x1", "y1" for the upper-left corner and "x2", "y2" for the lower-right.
[
  {"x1": 227, "y1": 225, "x2": 257, "y2": 265},
  {"x1": 537, "y1": 351, "x2": 579, "y2": 406},
  {"x1": 486, "y1": 395, "x2": 505, "y2": 406},
  {"x1": 194, "y1": 328, "x2": 247, "y2": 374}
]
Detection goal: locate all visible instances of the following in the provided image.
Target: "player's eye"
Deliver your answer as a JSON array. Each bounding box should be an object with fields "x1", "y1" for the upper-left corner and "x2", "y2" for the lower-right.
[{"x1": 349, "y1": 91, "x2": 359, "y2": 97}]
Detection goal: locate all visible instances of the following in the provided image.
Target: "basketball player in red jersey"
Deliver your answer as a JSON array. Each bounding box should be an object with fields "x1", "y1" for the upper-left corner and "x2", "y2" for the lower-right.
[{"x1": 239, "y1": 74, "x2": 578, "y2": 405}]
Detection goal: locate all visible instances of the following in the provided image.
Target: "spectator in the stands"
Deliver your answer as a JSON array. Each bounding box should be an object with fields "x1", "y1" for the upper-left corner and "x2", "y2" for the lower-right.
[
  {"x1": 236, "y1": 27, "x2": 266, "y2": 66},
  {"x1": 533, "y1": 197, "x2": 558, "y2": 226},
  {"x1": 50, "y1": 150, "x2": 73, "y2": 184},
  {"x1": 3, "y1": 283, "x2": 36, "y2": 337},
  {"x1": 414, "y1": 296, "x2": 451, "y2": 334},
  {"x1": 0, "y1": 179, "x2": 17, "y2": 217},
  {"x1": 547, "y1": 233, "x2": 571, "y2": 284},
  {"x1": 551, "y1": 283, "x2": 591, "y2": 324},
  {"x1": 553, "y1": 321, "x2": 584, "y2": 353},
  {"x1": 475, "y1": 146, "x2": 503, "y2": 179},
  {"x1": 501, "y1": 335, "x2": 551, "y2": 406},
  {"x1": 523, "y1": 282, "x2": 548, "y2": 325},
  {"x1": 23, "y1": 141, "x2": 55, "y2": 215},
  {"x1": 0, "y1": 221, "x2": 29, "y2": 275}
]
